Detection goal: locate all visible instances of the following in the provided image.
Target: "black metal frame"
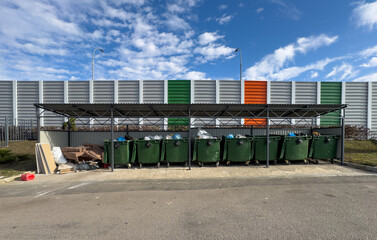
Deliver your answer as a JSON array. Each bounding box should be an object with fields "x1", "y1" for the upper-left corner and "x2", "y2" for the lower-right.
[{"x1": 35, "y1": 103, "x2": 347, "y2": 171}]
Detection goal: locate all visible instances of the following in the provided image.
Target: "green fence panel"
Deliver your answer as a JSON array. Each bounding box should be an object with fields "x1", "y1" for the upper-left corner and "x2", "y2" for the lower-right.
[
  {"x1": 168, "y1": 80, "x2": 190, "y2": 125},
  {"x1": 321, "y1": 82, "x2": 341, "y2": 126}
]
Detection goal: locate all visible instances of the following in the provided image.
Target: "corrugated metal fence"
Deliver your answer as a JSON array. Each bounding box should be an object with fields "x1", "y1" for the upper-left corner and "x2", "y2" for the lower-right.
[{"x1": 1, "y1": 80, "x2": 376, "y2": 137}]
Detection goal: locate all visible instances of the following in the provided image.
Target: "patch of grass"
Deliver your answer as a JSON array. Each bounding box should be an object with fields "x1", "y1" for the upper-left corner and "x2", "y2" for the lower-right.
[
  {"x1": 345, "y1": 140, "x2": 377, "y2": 167},
  {"x1": 0, "y1": 141, "x2": 37, "y2": 178}
]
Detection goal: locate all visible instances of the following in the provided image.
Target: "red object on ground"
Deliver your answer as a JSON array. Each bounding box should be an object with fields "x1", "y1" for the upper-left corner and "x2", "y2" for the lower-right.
[
  {"x1": 21, "y1": 173, "x2": 35, "y2": 181},
  {"x1": 103, "y1": 163, "x2": 110, "y2": 168}
]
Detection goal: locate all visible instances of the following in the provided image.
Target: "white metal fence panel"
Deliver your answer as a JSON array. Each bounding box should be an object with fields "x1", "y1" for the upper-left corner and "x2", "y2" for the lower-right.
[
  {"x1": 118, "y1": 80, "x2": 139, "y2": 126},
  {"x1": 68, "y1": 81, "x2": 90, "y2": 127},
  {"x1": 17, "y1": 81, "x2": 39, "y2": 121},
  {"x1": 68, "y1": 81, "x2": 90, "y2": 103},
  {"x1": 0, "y1": 81, "x2": 13, "y2": 124},
  {"x1": 219, "y1": 80, "x2": 241, "y2": 125},
  {"x1": 270, "y1": 81, "x2": 291, "y2": 125},
  {"x1": 119, "y1": 80, "x2": 139, "y2": 103},
  {"x1": 43, "y1": 81, "x2": 64, "y2": 126},
  {"x1": 295, "y1": 82, "x2": 317, "y2": 104},
  {"x1": 143, "y1": 81, "x2": 164, "y2": 127},
  {"x1": 194, "y1": 80, "x2": 216, "y2": 126},
  {"x1": 372, "y1": 82, "x2": 377, "y2": 137},
  {"x1": 345, "y1": 82, "x2": 368, "y2": 127},
  {"x1": 93, "y1": 81, "x2": 114, "y2": 103}
]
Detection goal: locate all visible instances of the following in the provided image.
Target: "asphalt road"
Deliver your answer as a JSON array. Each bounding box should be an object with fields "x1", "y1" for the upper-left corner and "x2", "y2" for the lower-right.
[{"x1": 0, "y1": 175, "x2": 377, "y2": 240}]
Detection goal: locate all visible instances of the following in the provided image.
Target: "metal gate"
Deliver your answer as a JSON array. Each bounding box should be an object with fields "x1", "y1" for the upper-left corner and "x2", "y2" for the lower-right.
[{"x1": 0, "y1": 117, "x2": 36, "y2": 147}]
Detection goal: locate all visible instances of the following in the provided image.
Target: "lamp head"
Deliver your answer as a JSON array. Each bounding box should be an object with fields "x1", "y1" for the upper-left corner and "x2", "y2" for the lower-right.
[{"x1": 100, "y1": 49, "x2": 104, "y2": 52}]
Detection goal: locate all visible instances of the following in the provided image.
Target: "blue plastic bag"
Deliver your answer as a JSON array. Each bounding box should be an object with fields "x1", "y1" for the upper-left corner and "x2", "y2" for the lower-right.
[
  {"x1": 226, "y1": 134, "x2": 234, "y2": 139},
  {"x1": 117, "y1": 136, "x2": 126, "y2": 141},
  {"x1": 172, "y1": 133, "x2": 182, "y2": 139},
  {"x1": 287, "y1": 132, "x2": 296, "y2": 137}
]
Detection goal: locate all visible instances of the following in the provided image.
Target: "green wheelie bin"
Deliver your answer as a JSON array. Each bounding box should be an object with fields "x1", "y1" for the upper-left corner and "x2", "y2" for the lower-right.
[
  {"x1": 103, "y1": 140, "x2": 136, "y2": 168},
  {"x1": 160, "y1": 139, "x2": 189, "y2": 167},
  {"x1": 279, "y1": 135, "x2": 312, "y2": 165},
  {"x1": 222, "y1": 136, "x2": 254, "y2": 165},
  {"x1": 253, "y1": 136, "x2": 281, "y2": 165},
  {"x1": 134, "y1": 139, "x2": 162, "y2": 168},
  {"x1": 193, "y1": 138, "x2": 222, "y2": 167},
  {"x1": 309, "y1": 135, "x2": 339, "y2": 164}
]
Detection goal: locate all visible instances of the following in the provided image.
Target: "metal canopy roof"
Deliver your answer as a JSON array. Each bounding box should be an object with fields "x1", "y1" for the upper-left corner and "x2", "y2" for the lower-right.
[{"x1": 34, "y1": 103, "x2": 347, "y2": 119}]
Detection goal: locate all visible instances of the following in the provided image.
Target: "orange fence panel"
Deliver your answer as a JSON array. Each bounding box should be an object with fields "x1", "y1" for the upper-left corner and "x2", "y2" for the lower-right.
[{"x1": 244, "y1": 81, "x2": 267, "y2": 126}]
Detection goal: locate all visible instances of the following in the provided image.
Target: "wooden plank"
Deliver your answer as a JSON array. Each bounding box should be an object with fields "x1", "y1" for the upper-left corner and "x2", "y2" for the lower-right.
[
  {"x1": 37, "y1": 144, "x2": 49, "y2": 174},
  {"x1": 40, "y1": 144, "x2": 57, "y2": 174},
  {"x1": 35, "y1": 145, "x2": 40, "y2": 174}
]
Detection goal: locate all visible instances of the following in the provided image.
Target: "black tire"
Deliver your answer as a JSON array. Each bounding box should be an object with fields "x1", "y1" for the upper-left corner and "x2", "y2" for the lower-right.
[{"x1": 167, "y1": 162, "x2": 170, "y2": 168}]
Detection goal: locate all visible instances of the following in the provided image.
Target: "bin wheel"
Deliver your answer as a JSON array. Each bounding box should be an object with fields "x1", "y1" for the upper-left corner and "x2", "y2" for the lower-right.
[
  {"x1": 273, "y1": 160, "x2": 277, "y2": 165},
  {"x1": 216, "y1": 162, "x2": 219, "y2": 167},
  {"x1": 284, "y1": 160, "x2": 291, "y2": 165},
  {"x1": 127, "y1": 164, "x2": 132, "y2": 169},
  {"x1": 167, "y1": 162, "x2": 170, "y2": 168},
  {"x1": 245, "y1": 161, "x2": 250, "y2": 166},
  {"x1": 315, "y1": 159, "x2": 319, "y2": 164},
  {"x1": 198, "y1": 162, "x2": 203, "y2": 167},
  {"x1": 226, "y1": 160, "x2": 231, "y2": 166},
  {"x1": 157, "y1": 162, "x2": 160, "y2": 168},
  {"x1": 185, "y1": 162, "x2": 188, "y2": 167},
  {"x1": 331, "y1": 159, "x2": 334, "y2": 164},
  {"x1": 139, "y1": 163, "x2": 142, "y2": 168},
  {"x1": 255, "y1": 160, "x2": 260, "y2": 165},
  {"x1": 304, "y1": 159, "x2": 309, "y2": 164}
]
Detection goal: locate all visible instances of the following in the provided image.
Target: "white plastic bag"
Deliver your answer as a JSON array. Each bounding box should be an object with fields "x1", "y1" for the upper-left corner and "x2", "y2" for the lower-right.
[
  {"x1": 52, "y1": 147, "x2": 67, "y2": 164},
  {"x1": 197, "y1": 130, "x2": 213, "y2": 139}
]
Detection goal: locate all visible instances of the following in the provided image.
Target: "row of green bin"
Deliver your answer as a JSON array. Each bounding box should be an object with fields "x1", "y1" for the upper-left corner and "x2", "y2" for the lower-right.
[{"x1": 103, "y1": 135, "x2": 339, "y2": 168}]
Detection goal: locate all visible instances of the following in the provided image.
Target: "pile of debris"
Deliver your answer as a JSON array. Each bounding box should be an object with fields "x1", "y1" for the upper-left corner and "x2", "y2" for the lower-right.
[{"x1": 35, "y1": 143, "x2": 104, "y2": 174}]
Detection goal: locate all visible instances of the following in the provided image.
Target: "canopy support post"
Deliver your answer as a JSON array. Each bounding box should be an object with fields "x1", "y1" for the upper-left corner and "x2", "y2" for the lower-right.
[{"x1": 111, "y1": 106, "x2": 114, "y2": 172}]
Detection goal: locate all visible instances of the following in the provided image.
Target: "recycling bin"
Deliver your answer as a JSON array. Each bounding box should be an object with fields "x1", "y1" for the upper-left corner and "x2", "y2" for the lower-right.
[
  {"x1": 309, "y1": 135, "x2": 339, "y2": 163},
  {"x1": 103, "y1": 140, "x2": 136, "y2": 168},
  {"x1": 160, "y1": 139, "x2": 189, "y2": 167},
  {"x1": 280, "y1": 135, "x2": 312, "y2": 164},
  {"x1": 134, "y1": 139, "x2": 162, "y2": 168},
  {"x1": 253, "y1": 136, "x2": 281, "y2": 164},
  {"x1": 222, "y1": 137, "x2": 254, "y2": 165},
  {"x1": 193, "y1": 138, "x2": 222, "y2": 167}
]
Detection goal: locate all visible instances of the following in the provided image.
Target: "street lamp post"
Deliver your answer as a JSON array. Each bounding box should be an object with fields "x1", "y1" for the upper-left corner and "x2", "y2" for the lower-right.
[
  {"x1": 235, "y1": 48, "x2": 242, "y2": 81},
  {"x1": 92, "y1": 48, "x2": 104, "y2": 80}
]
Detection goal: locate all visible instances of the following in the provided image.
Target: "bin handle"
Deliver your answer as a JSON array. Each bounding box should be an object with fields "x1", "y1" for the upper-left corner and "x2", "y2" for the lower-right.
[
  {"x1": 279, "y1": 138, "x2": 286, "y2": 160},
  {"x1": 160, "y1": 140, "x2": 166, "y2": 162},
  {"x1": 222, "y1": 140, "x2": 228, "y2": 161},
  {"x1": 249, "y1": 141, "x2": 255, "y2": 161},
  {"x1": 192, "y1": 140, "x2": 197, "y2": 161},
  {"x1": 130, "y1": 141, "x2": 137, "y2": 164}
]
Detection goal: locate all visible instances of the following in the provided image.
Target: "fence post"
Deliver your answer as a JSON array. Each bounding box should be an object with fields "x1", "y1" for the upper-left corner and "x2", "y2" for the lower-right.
[{"x1": 5, "y1": 116, "x2": 9, "y2": 147}]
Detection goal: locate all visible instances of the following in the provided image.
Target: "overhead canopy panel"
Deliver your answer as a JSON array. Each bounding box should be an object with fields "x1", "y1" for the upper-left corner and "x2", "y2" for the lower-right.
[{"x1": 34, "y1": 103, "x2": 347, "y2": 119}]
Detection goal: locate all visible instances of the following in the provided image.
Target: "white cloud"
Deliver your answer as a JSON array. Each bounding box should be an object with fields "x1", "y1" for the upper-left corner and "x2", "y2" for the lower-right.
[
  {"x1": 216, "y1": 14, "x2": 234, "y2": 25},
  {"x1": 183, "y1": 71, "x2": 209, "y2": 80},
  {"x1": 270, "y1": 58, "x2": 335, "y2": 81},
  {"x1": 269, "y1": 0, "x2": 301, "y2": 20},
  {"x1": 359, "y1": 44, "x2": 377, "y2": 57},
  {"x1": 167, "y1": 4, "x2": 185, "y2": 13},
  {"x1": 311, "y1": 72, "x2": 318, "y2": 78},
  {"x1": 198, "y1": 32, "x2": 223, "y2": 45},
  {"x1": 326, "y1": 63, "x2": 357, "y2": 80},
  {"x1": 194, "y1": 45, "x2": 235, "y2": 63},
  {"x1": 353, "y1": 72, "x2": 377, "y2": 82},
  {"x1": 360, "y1": 57, "x2": 377, "y2": 68},
  {"x1": 352, "y1": 1, "x2": 377, "y2": 29},
  {"x1": 256, "y1": 7, "x2": 264, "y2": 14},
  {"x1": 219, "y1": 4, "x2": 228, "y2": 10},
  {"x1": 245, "y1": 34, "x2": 338, "y2": 80},
  {"x1": 164, "y1": 14, "x2": 190, "y2": 30}
]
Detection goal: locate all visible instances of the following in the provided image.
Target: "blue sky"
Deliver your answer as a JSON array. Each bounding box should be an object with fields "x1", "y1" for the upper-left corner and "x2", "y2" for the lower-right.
[{"x1": 1, "y1": 0, "x2": 377, "y2": 81}]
